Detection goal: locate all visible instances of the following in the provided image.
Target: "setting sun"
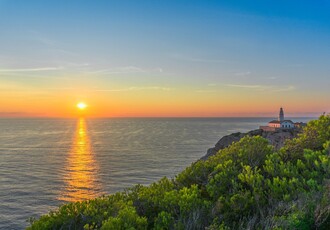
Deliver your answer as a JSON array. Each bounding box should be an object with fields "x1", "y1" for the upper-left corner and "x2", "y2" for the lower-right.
[{"x1": 77, "y1": 102, "x2": 87, "y2": 110}]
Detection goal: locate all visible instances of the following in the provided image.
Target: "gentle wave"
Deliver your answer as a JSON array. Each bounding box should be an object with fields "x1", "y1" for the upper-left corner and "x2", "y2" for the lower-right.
[{"x1": 0, "y1": 117, "x2": 313, "y2": 229}]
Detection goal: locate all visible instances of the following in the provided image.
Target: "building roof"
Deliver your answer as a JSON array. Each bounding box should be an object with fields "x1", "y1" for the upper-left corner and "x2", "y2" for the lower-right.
[
  {"x1": 269, "y1": 120, "x2": 294, "y2": 124},
  {"x1": 269, "y1": 120, "x2": 280, "y2": 124}
]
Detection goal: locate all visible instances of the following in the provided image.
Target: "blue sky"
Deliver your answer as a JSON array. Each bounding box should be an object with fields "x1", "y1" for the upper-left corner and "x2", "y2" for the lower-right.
[{"x1": 0, "y1": 0, "x2": 329, "y2": 117}]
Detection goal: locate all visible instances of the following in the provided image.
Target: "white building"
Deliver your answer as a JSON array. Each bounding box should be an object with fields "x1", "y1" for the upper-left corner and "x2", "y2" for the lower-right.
[
  {"x1": 268, "y1": 108, "x2": 294, "y2": 129},
  {"x1": 260, "y1": 108, "x2": 306, "y2": 131}
]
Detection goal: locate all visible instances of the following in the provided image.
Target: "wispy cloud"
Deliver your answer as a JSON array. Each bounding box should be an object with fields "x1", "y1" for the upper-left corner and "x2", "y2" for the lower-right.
[
  {"x1": 0, "y1": 67, "x2": 62, "y2": 72},
  {"x1": 225, "y1": 84, "x2": 296, "y2": 92},
  {"x1": 271, "y1": 86, "x2": 296, "y2": 92},
  {"x1": 170, "y1": 54, "x2": 226, "y2": 63},
  {"x1": 0, "y1": 64, "x2": 161, "y2": 79},
  {"x1": 183, "y1": 57, "x2": 226, "y2": 63},
  {"x1": 45, "y1": 87, "x2": 75, "y2": 91},
  {"x1": 0, "y1": 62, "x2": 89, "y2": 77},
  {"x1": 0, "y1": 72, "x2": 69, "y2": 80},
  {"x1": 225, "y1": 84, "x2": 264, "y2": 89},
  {"x1": 267, "y1": 76, "x2": 277, "y2": 80},
  {"x1": 87, "y1": 66, "x2": 163, "y2": 75},
  {"x1": 235, "y1": 71, "x2": 251, "y2": 76},
  {"x1": 88, "y1": 66, "x2": 144, "y2": 74},
  {"x1": 29, "y1": 30, "x2": 58, "y2": 46},
  {"x1": 93, "y1": 86, "x2": 174, "y2": 92},
  {"x1": 195, "y1": 89, "x2": 216, "y2": 93},
  {"x1": 28, "y1": 30, "x2": 81, "y2": 58}
]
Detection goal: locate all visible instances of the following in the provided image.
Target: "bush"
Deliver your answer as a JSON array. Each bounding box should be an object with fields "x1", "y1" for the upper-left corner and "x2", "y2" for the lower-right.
[
  {"x1": 28, "y1": 115, "x2": 330, "y2": 229},
  {"x1": 101, "y1": 204, "x2": 147, "y2": 230}
]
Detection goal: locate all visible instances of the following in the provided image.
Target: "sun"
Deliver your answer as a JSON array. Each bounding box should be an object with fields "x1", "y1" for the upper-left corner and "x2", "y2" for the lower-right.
[{"x1": 77, "y1": 102, "x2": 87, "y2": 110}]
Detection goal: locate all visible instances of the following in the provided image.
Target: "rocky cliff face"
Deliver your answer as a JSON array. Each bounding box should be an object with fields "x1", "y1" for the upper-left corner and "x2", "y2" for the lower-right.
[{"x1": 201, "y1": 129, "x2": 300, "y2": 160}]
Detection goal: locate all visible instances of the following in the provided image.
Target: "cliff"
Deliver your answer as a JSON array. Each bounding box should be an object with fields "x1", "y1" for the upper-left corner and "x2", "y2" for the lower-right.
[
  {"x1": 28, "y1": 115, "x2": 330, "y2": 230},
  {"x1": 201, "y1": 128, "x2": 301, "y2": 160}
]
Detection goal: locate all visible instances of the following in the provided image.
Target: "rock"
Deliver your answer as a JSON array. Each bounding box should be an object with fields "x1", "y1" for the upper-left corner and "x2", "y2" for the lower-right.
[{"x1": 200, "y1": 128, "x2": 300, "y2": 160}]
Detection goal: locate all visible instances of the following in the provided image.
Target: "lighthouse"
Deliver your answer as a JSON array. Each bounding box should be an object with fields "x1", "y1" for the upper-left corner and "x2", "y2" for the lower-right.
[
  {"x1": 279, "y1": 107, "x2": 284, "y2": 122},
  {"x1": 260, "y1": 107, "x2": 306, "y2": 131}
]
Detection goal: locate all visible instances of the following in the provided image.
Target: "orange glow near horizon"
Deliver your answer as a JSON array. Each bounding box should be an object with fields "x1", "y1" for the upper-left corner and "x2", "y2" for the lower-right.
[
  {"x1": 0, "y1": 83, "x2": 328, "y2": 118},
  {"x1": 59, "y1": 118, "x2": 102, "y2": 202}
]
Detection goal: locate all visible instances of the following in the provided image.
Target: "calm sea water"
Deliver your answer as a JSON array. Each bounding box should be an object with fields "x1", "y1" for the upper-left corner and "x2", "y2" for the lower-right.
[{"x1": 0, "y1": 117, "x2": 312, "y2": 229}]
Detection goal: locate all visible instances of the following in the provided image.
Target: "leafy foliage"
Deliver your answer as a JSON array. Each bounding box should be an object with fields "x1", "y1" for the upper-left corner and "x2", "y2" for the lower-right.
[{"x1": 28, "y1": 115, "x2": 330, "y2": 229}]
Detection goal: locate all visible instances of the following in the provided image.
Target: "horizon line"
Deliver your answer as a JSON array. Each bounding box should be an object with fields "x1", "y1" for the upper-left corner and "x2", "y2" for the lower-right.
[{"x1": 0, "y1": 115, "x2": 320, "y2": 119}]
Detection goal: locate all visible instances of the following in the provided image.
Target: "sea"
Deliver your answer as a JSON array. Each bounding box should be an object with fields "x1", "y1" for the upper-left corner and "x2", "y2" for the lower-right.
[{"x1": 0, "y1": 117, "x2": 313, "y2": 229}]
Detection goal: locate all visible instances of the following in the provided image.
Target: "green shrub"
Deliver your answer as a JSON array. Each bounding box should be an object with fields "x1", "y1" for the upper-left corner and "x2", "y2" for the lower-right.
[
  {"x1": 28, "y1": 114, "x2": 330, "y2": 230},
  {"x1": 101, "y1": 204, "x2": 147, "y2": 230}
]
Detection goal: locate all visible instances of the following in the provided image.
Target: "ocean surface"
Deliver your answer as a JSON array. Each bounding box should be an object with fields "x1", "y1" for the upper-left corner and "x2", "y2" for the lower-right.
[{"x1": 0, "y1": 117, "x2": 313, "y2": 229}]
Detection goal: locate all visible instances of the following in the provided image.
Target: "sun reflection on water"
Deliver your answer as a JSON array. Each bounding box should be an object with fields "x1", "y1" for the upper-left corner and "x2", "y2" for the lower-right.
[{"x1": 59, "y1": 118, "x2": 102, "y2": 202}]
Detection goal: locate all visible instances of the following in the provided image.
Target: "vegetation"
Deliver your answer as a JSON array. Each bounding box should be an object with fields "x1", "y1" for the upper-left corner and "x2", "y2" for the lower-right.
[{"x1": 28, "y1": 115, "x2": 330, "y2": 230}]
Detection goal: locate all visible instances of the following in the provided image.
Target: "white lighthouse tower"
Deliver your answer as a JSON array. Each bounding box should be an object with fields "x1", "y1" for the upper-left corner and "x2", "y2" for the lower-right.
[
  {"x1": 260, "y1": 107, "x2": 305, "y2": 131},
  {"x1": 279, "y1": 107, "x2": 284, "y2": 122}
]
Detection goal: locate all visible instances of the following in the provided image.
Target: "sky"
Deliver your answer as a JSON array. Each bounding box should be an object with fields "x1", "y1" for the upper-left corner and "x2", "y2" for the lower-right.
[{"x1": 0, "y1": 0, "x2": 330, "y2": 117}]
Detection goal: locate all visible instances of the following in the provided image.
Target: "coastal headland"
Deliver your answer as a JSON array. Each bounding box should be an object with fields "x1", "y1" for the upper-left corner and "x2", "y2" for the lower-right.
[
  {"x1": 28, "y1": 114, "x2": 330, "y2": 229},
  {"x1": 202, "y1": 128, "x2": 301, "y2": 160}
]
